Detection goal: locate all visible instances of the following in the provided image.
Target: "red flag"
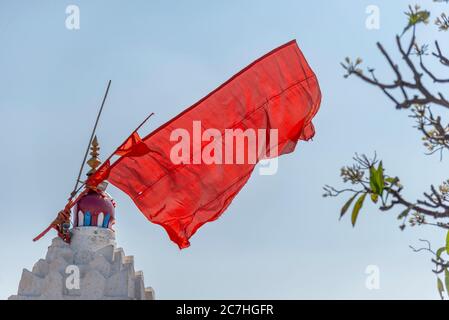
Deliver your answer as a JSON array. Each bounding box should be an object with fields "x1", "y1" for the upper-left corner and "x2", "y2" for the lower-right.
[
  {"x1": 115, "y1": 132, "x2": 150, "y2": 157},
  {"x1": 90, "y1": 40, "x2": 321, "y2": 249},
  {"x1": 86, "y1": 132, "x2": 149, "y2": 187},
  {"x1": 86, "y1": 160, "x2": 111, "y2": 187}
]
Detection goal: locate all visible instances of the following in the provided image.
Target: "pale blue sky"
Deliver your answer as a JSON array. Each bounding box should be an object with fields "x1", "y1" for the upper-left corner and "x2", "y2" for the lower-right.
[{"x1": 0, "y1": 0, "x2": 447, "y2": 299}]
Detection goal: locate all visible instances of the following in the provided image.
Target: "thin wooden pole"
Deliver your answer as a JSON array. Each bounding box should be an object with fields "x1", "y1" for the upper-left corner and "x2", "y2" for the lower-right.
[
  {"x1": 70, "y1": 80, "x2": 111, "y2": 199},
  {"x1": 134, "y1": 112, "x2": 155, "y2": 133},
  {"x1": 98, "y1": 112, "x2": 155, "y2": 167},
  {"x1": 73, "y1": 112, "x2": 155, "y2": 195}
]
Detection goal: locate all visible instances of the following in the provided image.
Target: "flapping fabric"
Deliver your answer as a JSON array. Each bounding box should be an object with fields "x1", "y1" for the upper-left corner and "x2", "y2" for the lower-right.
[
  {"x1": 115, "y1": 132, "x2": 150, "y2": 157},
  {"x1": 89, "y1": 40, "x2": 322, "y2": 249}
]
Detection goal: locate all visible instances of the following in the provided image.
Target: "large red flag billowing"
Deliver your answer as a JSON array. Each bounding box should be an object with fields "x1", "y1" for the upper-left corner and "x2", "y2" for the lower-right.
[{"x1": 89, "y1": 40, "x2": 321, "y2": 249}]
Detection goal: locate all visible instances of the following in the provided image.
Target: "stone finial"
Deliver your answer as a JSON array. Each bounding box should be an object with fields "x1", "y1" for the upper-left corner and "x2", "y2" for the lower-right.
[{"x1": 87, "y1": 136, "x2": 101, "y2": 176}]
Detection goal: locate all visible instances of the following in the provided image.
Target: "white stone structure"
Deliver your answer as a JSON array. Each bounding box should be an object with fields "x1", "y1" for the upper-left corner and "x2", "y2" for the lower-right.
[{"x1": 9, "y1": 227, "x2": 155, "y2": 300}]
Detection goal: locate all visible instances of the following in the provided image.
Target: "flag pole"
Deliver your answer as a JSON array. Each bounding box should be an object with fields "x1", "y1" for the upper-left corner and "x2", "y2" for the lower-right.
[
  {"x1": 134, "y1": 112, "x2": 155, "y2": 133},
  {"x1": 33, "y1": 80, "x2": 112, "y2": 242},
  {"x1": 70, "y1": 112, "x2": 155, "y2": 198},
  {"x1": 96, "y1": 112, "x2": 155, "y2": 168},
  {"x1": 70, "y1": 80, "x2": 111, "y2": 200},
  {"x1": 33, "y1": 109, "x2": 154, "y2": 243}
]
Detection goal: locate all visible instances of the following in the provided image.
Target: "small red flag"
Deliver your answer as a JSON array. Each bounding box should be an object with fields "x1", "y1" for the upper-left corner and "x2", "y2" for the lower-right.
[
  {"x1": 86, "y1": 160, "x2": 111, "y2": 187},
  {"x1": 86, "y1": 132, "x2": 149, "y2": 187},
  {"x1": 115, "y1": 132, "x2": 150, "y2": 157},
  {"x1": 90, "y1": 40, "x2": 321, "y2": 249}
]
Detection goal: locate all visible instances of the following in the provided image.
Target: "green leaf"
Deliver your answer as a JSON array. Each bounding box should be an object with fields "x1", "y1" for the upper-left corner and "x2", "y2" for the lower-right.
[
  {"x1": 438, "y1": 277, "x2": 445, "y2": 300},
  {"x1": 340, "y1": 193, "x2": 358, "y2": 220},
  {"x1": 446, "y1": 230, "x2": 449, "y2": 255},
  {"x1": 369, "y1": 166, "x2": 380, "y2": 194},
  {"x1": 351, "y1": 193, "x2": 367, "y2": 227},
  {"x1": 385, "y1": 177, "x2": 395, "y2": 183},
  {"x1": 369, "y1": 162, "x2": 385, "y2": 196},
  {"x1": 397, "y1": 207, "x2": 411, "y2": 220},
  {"x1": 386, "y1": 177, "x2": 402, "y2": 188},
  {"x1": 437, "y1": 247, "x2": 446, "y2": 260},
  {"x1": 377, "y1": 161, "x2": 385, "y2": 195},
  {"x1": 370, "y1": 193, "x2": 378, "y2": 204}
]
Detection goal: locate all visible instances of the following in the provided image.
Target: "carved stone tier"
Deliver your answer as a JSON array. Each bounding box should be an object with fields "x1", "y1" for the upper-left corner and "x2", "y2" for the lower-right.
[{"x1": 9, "y1": 227, "x2": 155, "y2": 300}]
